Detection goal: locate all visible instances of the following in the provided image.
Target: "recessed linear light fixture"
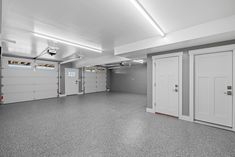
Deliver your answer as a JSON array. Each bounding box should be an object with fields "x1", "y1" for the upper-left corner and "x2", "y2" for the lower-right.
[
  {"x1": 34, "y1": 33, "x2": 102, "y2": 53},
  {"x1": 133, "y1": 59, "x2": 144, "y2": 64},
  {"x1": 130, "y1": 0, "x2": 165, "y2": 37},
  {"x1": 60, "y1": 57, "x2": 82, "y2": 64}
]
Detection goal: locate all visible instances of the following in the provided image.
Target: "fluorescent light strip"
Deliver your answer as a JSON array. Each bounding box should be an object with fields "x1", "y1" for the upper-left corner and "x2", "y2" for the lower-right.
[
  {"x1": 130, "y1": 0, "x2": 165, "y2": 37},
  {"x1": 60, "y1": 58, "x2": 81, "y2": 64},
  {"x1": 34, "y1": 33, "x2": 102, "y2": 53},
  {"x1": 133, "y1": 59, "x2": 144, "y2": 64}
]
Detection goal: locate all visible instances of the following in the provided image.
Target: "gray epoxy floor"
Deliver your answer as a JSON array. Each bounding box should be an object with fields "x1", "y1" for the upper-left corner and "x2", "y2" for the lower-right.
[{"x1": 0, "y1": 92, "x2": 235, "y2": 157}]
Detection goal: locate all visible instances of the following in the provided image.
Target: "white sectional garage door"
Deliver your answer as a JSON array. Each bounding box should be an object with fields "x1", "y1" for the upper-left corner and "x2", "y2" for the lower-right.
[
  {"x1": 96, "y1": 71, "x2": 106, "y2": 92},
  {"x1": 2, "y1": 57, "x2": 58, "y2": 104},
  {"x1": 84, "y1": 68, "x2": 106, "y2": 94}
]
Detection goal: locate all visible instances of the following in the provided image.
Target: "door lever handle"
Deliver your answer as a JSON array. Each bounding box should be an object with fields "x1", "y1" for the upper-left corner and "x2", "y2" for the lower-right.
[
  {"x1": 174, "y1": 85, "x2": 178, "y2": 92},
  {"x1": 224, "y1": 91, "x2": 232, "y2": 95}
]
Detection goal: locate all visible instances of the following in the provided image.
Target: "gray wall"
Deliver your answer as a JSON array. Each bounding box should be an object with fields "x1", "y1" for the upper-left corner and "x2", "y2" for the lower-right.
[
  {"x1": 110, "y1": 64, "x2": 147, "y2": 94},
  {"x1": 79, "y1": 67, "x2": 83, "y2": 93},
  {"x1": 106, "y1": 69, "x2": 111, "y2": 90},
  {"x1": 0, "y1": 47, "x2": 2, "y2": 104},
  {"x1": 0, "y1": 0, "x2": 2, "y2": 33},
  {"x1": 147, "y1": 40, "x2": 235, "y2": 116}
]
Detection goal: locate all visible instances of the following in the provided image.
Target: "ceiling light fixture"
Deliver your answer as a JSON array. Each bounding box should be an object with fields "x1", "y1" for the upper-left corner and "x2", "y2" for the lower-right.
[
  {"x1": 130, "y1": 0, "x2": 165, "y2": 37},
  {"x1": 133, "y1": 59, "x2": 144, "y2": 64},
  {"x1": 34, "y1": 33, "x2": 102, "y2": 53},
  {"x1": 60, "y1": 57, "x2": 82, "y2": 64}
]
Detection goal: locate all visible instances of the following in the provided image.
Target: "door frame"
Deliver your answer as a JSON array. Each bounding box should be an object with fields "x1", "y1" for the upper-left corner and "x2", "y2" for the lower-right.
[
  {"x1": 65, "y1": 68, "x2": 80, "y2": 96},
  {"x1": 189, "y1": 44, "x2": 235, "y2": 131},
  {"x1": 152, "y1": 52, "x2": 183, "y2": 118}
]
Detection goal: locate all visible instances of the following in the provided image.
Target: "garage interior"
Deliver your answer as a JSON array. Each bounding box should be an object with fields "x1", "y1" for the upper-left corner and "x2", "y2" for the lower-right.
[{"x1": 0, "y1": 0, "x2": 235, "y2": 156}]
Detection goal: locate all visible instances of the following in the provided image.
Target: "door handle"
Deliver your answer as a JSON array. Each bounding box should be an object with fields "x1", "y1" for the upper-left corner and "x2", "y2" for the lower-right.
[
  {"x1": 174, "y1": 84, "x2": 178, "y2": 92},
  {"x1": 224, "y1": 91, "x2": 232, "y2": 96},
  {"x1": 224, "y1": 86, "x2": 232, "y2": 95}
]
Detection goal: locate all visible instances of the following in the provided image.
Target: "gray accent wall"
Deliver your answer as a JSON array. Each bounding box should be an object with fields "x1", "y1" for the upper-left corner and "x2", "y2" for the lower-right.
[
  {"x1": 147, "y1": 39, "x2": 235, "y2": 116},
  {"x1": 110, "y1": 64, "x2": 147, "y2": 94},
  {"x1": 106, "y1": 69, "x2": 111, "y2": 90},
  {"x1": 0, "y1": 0, "x2": 2, "y2": 33}
]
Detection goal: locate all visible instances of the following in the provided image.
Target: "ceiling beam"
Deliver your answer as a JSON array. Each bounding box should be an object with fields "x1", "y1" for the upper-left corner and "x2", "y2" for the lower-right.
[{"x1": 114, "y1": 15, "x2": 235, "y2": 56}]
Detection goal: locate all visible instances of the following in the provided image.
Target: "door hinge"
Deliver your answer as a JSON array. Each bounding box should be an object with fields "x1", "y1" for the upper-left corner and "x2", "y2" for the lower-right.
[
  {"x1": 154, "y1": 102, "x2": 156, "y2": 106},
  {"x1": 154, "y1": 83, "x2": 156, "y2": 87}
]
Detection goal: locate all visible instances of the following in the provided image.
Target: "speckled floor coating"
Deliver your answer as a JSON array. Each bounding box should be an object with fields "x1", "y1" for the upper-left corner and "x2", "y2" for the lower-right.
[{"x1": 0, "y1": 92, "x2": 234, "y2": 157}]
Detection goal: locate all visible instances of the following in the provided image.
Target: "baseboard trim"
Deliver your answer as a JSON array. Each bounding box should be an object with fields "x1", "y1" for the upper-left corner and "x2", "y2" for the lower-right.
[
  {"x1": 146, "y1": 108, "x2": 155, "y2": 113},
  {"x1": 194, "y1": 120, "x2": 234, "y2": 132},
  {"x1": 59, "y1": 94, "x2": 66, "y2": 97},
  {"x1": 179, "y1": 115, "x2": 193, "y2": 122}
]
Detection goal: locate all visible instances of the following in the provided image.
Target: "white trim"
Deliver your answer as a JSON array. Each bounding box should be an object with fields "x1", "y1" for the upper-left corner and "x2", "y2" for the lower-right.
[
  {"x1": 152, "y1": 52, "x2": 183, "y2": 118},
  {"x1": 189, "y1": 44, "x2": 235, "y2": 55},
  {"x1": 59, "y1": 94, "x2": 66, "y2": 97},
  {"x1": 58, "y1": 64, "x2": 61, "y2": 95},
  {"x1": 179, "y1": 115, "x2": 193, "y2": 122},
  {"x1": 178, "y1": 53, "x2": 183, "y2": 119},
  {"x1": 146, "y1": 108, "x2": 155, "y2": 114},
  {"x1": 189, "y1": 53, "x2": 194, "y2": 121},
  {"x1": 189, "y1": 44, "x2": 235, "y2": 132},
  {"x1": 66, "y1": 93, "x2": 82, "y2": 96},
  {"x1": 152, "y1": 58, "x2": 156, "y2": 112},
  {"x1": 152, "y1": 52, "x2": 183, "y2": 60},
  {"x1": 194, "y1": 121, "x2": 234, "y2": 132},
  {"x1": 233, "y1": 49, "x2": 235, "y2": 132}
]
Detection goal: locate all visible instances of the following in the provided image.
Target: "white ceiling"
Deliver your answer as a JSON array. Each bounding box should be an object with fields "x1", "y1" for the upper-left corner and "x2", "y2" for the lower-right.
[{"x1": 1, "y1": 0, "x2": 235, "y2": 64}]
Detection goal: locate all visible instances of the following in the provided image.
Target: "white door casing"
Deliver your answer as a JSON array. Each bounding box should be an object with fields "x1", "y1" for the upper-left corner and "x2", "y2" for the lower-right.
[
  {"x1": 195, "y1": 52, "x2": 233, "y2": 127},
  {"x1": 152, "y1": 52, "x2": 183, "y2": 118},
  {"x1": 189, "y1": 44, "x2": 235, "y2": 131},
  {"x1": 65, "y1": 68, "x2": 79, "y2": 95}
]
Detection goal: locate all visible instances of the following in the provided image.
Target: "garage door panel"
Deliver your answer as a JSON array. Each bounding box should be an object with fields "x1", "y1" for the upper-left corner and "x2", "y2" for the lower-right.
[
  {"x1": 85, "y1": 81, "x2": 96, "y2": 84},
  {"x1": 2, "y1": 68, "x2": 34, "y2": 77},
  {"x1": 35, "y1": 70, "x2": 58, "y2": 77},
  {"x1": 34, "y1": 84, "x2": 57, "y2": 91},
  {"x1": 84, "y1": 77, "x2": 96, "y2": 81},
  {"x1": 3, "y1": 92, "x2": 34, "y2": 104},
  {"x1": 2, "y1": 57, "x2": 58, "y2": 104},
  {"x1": 85, "y1": 88, "x2": 96, "y2": 94},
  {"x1": 35, "y1": 91, "x2": 57, "y2": 100},
  {"x1": 2, "y1": 85, "x2": 34, "y2": 93},
  {"x1": 96, "y1": 88, "x2": 106, "y2": 92},
  {"x1": 84, "y1": 69, "x2": 106, "y2": 94},
  {"x1": 2, "y1": 77, "x2": 35, "y2": 85},
  {"x1": 34, "y1": 77, "x2": 57, "y2": 83},
  {"x1": 85, "y1": 85, "x2": 96, "y2": 89}
]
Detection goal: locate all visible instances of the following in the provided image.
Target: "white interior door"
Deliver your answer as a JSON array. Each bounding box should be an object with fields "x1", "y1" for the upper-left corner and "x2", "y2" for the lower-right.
[
  {"x1": 65, "y1": 68, "x2": 79, "y2": 95},
  {"x1": 155, "y1": 56, "x2": 179, "y2": 117},
  {"x1": 195, "y1": 51, "x2": 233, "y2": 127}
]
